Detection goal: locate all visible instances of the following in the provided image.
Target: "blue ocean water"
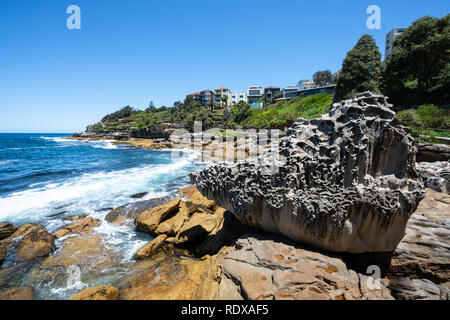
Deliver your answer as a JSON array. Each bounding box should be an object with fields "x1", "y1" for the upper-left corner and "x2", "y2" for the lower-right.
[
  {"x1": 0, "y1": 133, "x2": 205, "y2": 299},
  {"x1": 0, "y1": 133, "x2": 202, "y2": 225}
]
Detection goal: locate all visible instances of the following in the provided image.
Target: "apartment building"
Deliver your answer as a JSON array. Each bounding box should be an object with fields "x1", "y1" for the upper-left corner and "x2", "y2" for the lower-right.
[
  {"x1": 214, "y1": 87, "x2": 232, "y2": 108},
  {"x1": 231, "y1": 91, "x2": 247, "y2": 105},
  {"x1": 385, "y1": 28, "x2": 406, "y2": 59},
  {"x1": 264, "y1": 87, "x2": 281, "y2": 102},
  {"x1": 247, "y1": 86, "x2": 263, "y2": 104},
  {"x1": 297, "y1": 80, "x2": 315, "y2": 90},
  {"x1": 282, "y1": 86, "x2": 300, "y2": 99}
]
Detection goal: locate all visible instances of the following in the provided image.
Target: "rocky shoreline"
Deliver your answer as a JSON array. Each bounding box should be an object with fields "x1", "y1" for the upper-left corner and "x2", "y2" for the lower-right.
[{"x1": 1, "y1": 92, "x2": 449, "y2": 300}]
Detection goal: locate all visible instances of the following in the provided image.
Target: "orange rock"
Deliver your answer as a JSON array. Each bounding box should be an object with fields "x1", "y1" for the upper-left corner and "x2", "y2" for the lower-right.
[{"x1": 70, "y1": 286, "x2": 119, "y2": 300}]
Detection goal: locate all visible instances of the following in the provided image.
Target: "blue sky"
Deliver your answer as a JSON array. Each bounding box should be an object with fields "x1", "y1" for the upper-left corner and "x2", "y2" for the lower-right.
[{"x1": 0, "y1": 0, "x2": 449, "y2": 133}]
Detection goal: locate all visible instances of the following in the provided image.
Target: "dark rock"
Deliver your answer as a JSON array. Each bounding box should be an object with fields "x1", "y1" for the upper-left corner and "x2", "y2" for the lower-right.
[
  {"x1": 0, "y1": 223, "x2": 16, "y2": 240},
  {"x1": 388, "y1": 276, "x2": 448, "y2": 300},
  {"x1": 130, "y1": 192, "x2": 148, "y2": 199},
  {"x1": 191, "y1": 92, "x2": 425, "y2": 254},
  {"x1": 0, "y1": 240, "x2": 14, "y2": 266},
  {"x1": 417, "y1": 143, "x2": 450, "y2": 163}
]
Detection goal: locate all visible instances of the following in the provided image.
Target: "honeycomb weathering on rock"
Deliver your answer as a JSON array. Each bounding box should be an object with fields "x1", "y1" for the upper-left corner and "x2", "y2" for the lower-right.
[{"x1": 190, "y1": 92, "x2": 426, "y2": 254}]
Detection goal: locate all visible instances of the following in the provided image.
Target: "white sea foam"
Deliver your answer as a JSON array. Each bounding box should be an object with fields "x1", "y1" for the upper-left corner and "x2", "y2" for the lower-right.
[{"x1": 0, "y1": 153, "x2": 196, "y2": 223}]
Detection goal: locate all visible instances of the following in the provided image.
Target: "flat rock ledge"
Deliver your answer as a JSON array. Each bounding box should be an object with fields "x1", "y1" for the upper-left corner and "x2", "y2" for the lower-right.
[{"x1": 191, "y1": 92, "x2": 425, "y2": 254}]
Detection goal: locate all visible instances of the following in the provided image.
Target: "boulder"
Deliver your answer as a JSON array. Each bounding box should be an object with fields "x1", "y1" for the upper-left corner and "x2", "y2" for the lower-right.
[
  {"x1": 187, "y1": 192, "x2": 215, "y2": 210},
  {"x1": 388, "y1": 277, "x2": 449, "y2": 300},
  {"x1": 105, "y1": 198, "x2": 171, "y2": 224},
  {"x1": 70, "y1": 286, "x2": 119, "y2": 300},
  {"x1": 15, "y1": 229, "x2": 55, "y2": 261},
  {"x1": 155, "y1": 201, "x2": 190, "y2": 236},
  {"x1": 0, "y1": 223, "x2": 16, "y2": 240},
  {"x1": 213, "y1": 235, "x2": 394, "y2": 300},
  {"x1": 175, "y1": 212, "x2": 219, "y2": 245},
  {"x1": 417, "y1": 143, "x2": 450, "y2": 163},
  {"x1": 191, "y1": 92, "x2": 425, "y2": 254},
  {"x1": 0, "y1": 286, "x2": 34, "y2": 300},
  {"x1": 135, "y1": 234, "x2": 168, "y2": 260},
  {"x1": 135, "y1": 198, "x2": 181, "y2": 233},
  {"x1": 62, "y1": 214, "x2": 87, "y2": 221},
  {"x1": 6, "y1": 223, "x2": 45, "y2": 239},
  {"x1": 389, "y1": 189, "x2": 450, "y2": 284},
  {"x1": 130, "y1": 192, "x2": 148, "y2": 199},
  {"x1": 53, "y1": 217, "x2": 101, "y2": 239},
  {"x1": 0, "y1": 240, "x2": 13, "y2": 266},
  {"x1": 416, "y1": 162, "x2": 450, "y2": 194}
]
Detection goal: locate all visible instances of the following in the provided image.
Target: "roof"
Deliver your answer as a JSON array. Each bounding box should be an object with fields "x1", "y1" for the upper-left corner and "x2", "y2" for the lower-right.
[
  {"x1": 215, "y1": 87, "x2": 229, "y2": 91},
  {"x1": 187, "y1": 92, "x2": 201, "y2": 96},
  {"x1": 265, "y1": 86, "x2": 280, "y2": 90}
]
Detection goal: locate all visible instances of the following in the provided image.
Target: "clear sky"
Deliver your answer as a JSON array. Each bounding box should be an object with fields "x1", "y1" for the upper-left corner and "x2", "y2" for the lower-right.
[{"x1": 1, "y1": 0, "x2": 449, "y2": 133}]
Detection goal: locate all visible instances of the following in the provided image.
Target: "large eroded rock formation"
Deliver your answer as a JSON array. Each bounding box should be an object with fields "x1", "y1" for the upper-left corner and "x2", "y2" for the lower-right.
[{"x1": 191, "y1": 92, "x2": 425, "y2": 253}]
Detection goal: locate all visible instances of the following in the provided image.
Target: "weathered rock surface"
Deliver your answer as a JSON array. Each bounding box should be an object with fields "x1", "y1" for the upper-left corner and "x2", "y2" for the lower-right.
[
  {"x1": 389, "y1": 189, "x2": 450, "y2": 284},
  {"x1": 135, "y1": 234, "x2": 168, "y2": 260},
  {"x1": 105, "y1": 197, "x2": 172, "y2": 225},
  {"x1": 0, "y1": 286, "x2": 34, "y2": 300},
  {"x1": 417, "y1": 162, "x2": 450, "y2": 194},
  {"x1": 192, "y1": 92, "x2": 425, "y2": 254},
  {"x1": 15, "y1": 229, "x2": 55, "y2": 261},
  {"x1": 130, "y1": 192, "x2": 148, "y2": 199},
  {"x1": 71, "y1": 286, "x2": 119, "y2": 300},
  {"x1": 6, "y1": 223, "x2": 45, "y2": 239},
  {"x1": 0, "y1": 240, "x2": 13, "y2": 266},
  {"x1": 0, "y1": 223, "x2": 16, "y2": 240},
  {"x1": 135, "y1": 198, "x2": 181, "y2": 233},
  {"x1": 213, "y1": 235, "x2": 394, "y2": 300},
  {"x1": 417, "y1": 143, "x2": 450, "y2": 163},
  {"x1": 62, "y1": 214, "x2": 87, "y2": 221},
  {"x1": 388, "y1": 276, "x2": 449, "y2": 300},
  {"x1": 53, "y1": 217, "x2": 101, "y2": 238}
]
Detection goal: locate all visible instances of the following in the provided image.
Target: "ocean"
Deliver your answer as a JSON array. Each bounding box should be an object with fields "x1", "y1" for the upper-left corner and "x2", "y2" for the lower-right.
[{"x1": 0, "y1": 133, "x2": 205, "y2": 299}]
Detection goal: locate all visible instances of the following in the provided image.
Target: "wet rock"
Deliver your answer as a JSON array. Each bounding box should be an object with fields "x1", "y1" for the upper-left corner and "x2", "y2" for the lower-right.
[
  {"x1": 135, "y1": 234, "x2": 168, "y2": 260},
  {"x1": 0, "y1": 286, "x2": 34, "y2": 300},
  {"x1": 106, "y1": 197, "x2": 171, "y2": 224},
  {"x1": 15, "y1": 229, "x2": 55, "y2": 261},
  {"x1": 0, "y1": 240, "x2": 13, "y2": 266},
  {"x1": 213, "y1": 234, "x2": 393, "y2": 300},
  {"x1": 416, "y1": 162, "x2": 450, "y2": 194},
  {"x1": 192, "y1": 92, "x2": 425, "y2": 254},
  {"x1": 389, "y1": 189, "x2": 450, "y2": 283},
  {"x1": 135, "y1": 198, "x2": 181, "y2": 233},
  {"x1": 6, "y1": 223, "x2": 45, "y2": 239},
  {"x1": 70, "y1": 286, "x2": 119, "y2": 300},
  {"x1": 388, "y1": 277, "x2": 448, "y2": 300},
  {"x1": 177, "y1": 185, "x2": 199, "y2": 200},
  {"x1": 0, "y1": 262, "x2": 34, "y2": 288},
  {"x1": 62, "y1": 214, "x2": 87, "y2": 221},
  {"x1": 130, "y1": 192, "x2": 148, "y2": 199},
  {"x1": 0, "y1": 223, "x2": 17, "y2": 240},
  {"x1": 53, "y1": 217, "x2": 101, "y2": 239}
]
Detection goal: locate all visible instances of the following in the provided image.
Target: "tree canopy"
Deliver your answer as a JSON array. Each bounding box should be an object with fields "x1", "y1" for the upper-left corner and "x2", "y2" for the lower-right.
[
  {"x1": 313, "y1": 70, "x2": 333, "y2": 86},
  {"x1": 333, "y1": 35, "x2": 382, "y2": 103}
]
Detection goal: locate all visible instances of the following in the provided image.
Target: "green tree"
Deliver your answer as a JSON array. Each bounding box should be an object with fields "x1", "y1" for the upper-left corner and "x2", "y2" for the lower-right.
[
  {"x1": 333, "y1": 35, "x2": 382, "y2": 103},
  {"x1": 313, "y1": 70, "x2": 333, "y2": 86},
  {"x1": 382, "y1": 15, "x2": 450, "y2": 105}
]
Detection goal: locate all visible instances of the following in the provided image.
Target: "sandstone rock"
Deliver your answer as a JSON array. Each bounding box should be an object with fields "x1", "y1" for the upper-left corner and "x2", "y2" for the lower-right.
[
  {"x1": 389, "y1": 189, "x2": 450, "y2": 283},
  {"x1": 417, "y1": 143, "x2": 450, "y2": 163},
  {"x1": 177, "y1": 185, "x2": 199, "y2": 200},
  {"x1": 0, "y1": 262, "x2": 33, "y2": 288},
  {"x1": 192, "y1": 92, "x2": 425, "y2": 254},
  {"x1": 62, "y1": 214, "x2": 87, "y2": 221},
  {"x1": 135, "y1": 198, "x2": 181, "y2": 233},
  {"x1": 135, "y1": 234, "x2": 168, "y2": 260},
  {"x1": 155, "y1": 201, "x2": 190, "y2": 236},
  {"x1": 53, "y1": 217, "x2": 101, "y2": 239},
  {"x1": 187, "y1": 192, "x2": 215, "y2": 210},
  {"x1": 388, "y1": 276, "x2": 448, "y2": 300},
  {"x1": 6, "y1": 223, "x2": 45, "y2": 239},
  {"x1": 175, "y1": 212, "x2": 219, "y2": 245},
  {"x1": 106, "y1": 198, "x2": 171, "y2": 224},
  {"x1": 16, "y1": 229, "x2": 55, "y2": 261},
  {"x1": 0, "y1": 286, "x2": 34, "y2": 300},
  {"x1": 70, "y1": 286, "x2": 119, "y2": 300},
  {"x1": 0, "y1": 240, "x2": 13, "y2": 266},
  {"x1": 0, "y1": 223, "x2": 16, "y2": 240},
  {"x1": 416, "y1": 162, "x2": 450, "y2": 194},
  {"x1": 214, "y1": 235, "x2": 393, "y2": 300}
]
